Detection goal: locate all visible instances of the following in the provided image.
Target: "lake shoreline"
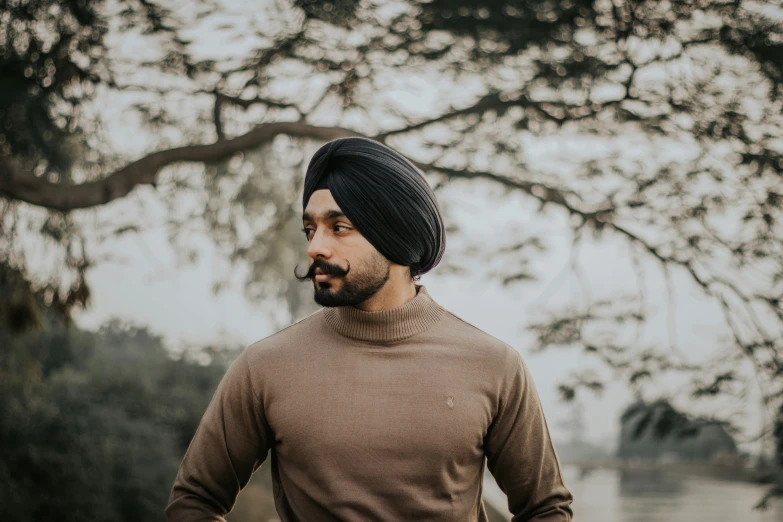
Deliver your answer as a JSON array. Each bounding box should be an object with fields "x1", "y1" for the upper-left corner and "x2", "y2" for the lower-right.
[
  {"x1": 564, "y1": 459, "x2": 776, "y2": 486},
  {"x1": 558, "y1": 465, "x2": 783, "y2": 522}
]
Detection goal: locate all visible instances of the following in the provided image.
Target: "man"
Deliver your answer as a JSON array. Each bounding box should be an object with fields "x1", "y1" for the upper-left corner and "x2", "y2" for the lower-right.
[{"x1": 166, "y1": 137, "x2": 573, "y2": 521}]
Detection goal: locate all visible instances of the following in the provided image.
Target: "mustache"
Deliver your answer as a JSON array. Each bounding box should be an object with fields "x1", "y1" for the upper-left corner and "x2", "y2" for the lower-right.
[{"x1": 294, "y1": 258, "x2": 350, "y2": 282}]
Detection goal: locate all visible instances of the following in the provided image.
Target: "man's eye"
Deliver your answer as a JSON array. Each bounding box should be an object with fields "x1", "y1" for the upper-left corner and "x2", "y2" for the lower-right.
[
  {"x1": 301, "y1": 227, "x2": 313, "y2": 239},
  {"x1": 334, "y1": 225, "x2": 350, "y2": 232}
]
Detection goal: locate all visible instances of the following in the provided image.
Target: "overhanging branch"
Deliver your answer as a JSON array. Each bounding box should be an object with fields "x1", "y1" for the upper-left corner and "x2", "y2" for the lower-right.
[
  {"x1": 0, "y1": 116, "x2": 599, "y2": 219},
  {"x1": 422, "y1": 164, "x2": 611, "y2": 222},
  {"x1": 0, "y1": 122, "x2": 359, "y2": 212}
]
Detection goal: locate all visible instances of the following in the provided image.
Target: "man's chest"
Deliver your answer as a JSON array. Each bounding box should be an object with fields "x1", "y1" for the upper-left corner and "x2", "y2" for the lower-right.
[{"x1": 264, "y1": 353, "x2": 495, "y2": 468}]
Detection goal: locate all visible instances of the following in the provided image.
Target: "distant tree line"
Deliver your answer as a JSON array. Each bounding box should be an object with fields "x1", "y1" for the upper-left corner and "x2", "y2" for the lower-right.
[{"x1": 0, "y1": 260, "x2": 250, "y2": 520}]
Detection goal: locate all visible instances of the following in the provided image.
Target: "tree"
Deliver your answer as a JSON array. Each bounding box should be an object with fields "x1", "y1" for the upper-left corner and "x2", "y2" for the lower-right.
[
  {"x1": 1, "y1": 0, "x2": 782, "y2": 500},
  {"x1": 618, "y1": 399, "x2": 738, "y2": 461}
]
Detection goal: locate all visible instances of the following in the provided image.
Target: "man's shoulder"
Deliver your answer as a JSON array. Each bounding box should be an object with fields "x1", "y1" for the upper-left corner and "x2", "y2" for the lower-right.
[
  {"x1": 436, "y1": 307, "x2": 522, "y2": 365},
  {"x1": 245, "y1": 308, "x2": 326, "y2": 360}
]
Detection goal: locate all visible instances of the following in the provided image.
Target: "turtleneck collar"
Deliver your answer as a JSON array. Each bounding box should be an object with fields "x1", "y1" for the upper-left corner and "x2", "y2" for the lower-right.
[{"x1": 323, "y1": 285, "x2": 445, "y2": 343}]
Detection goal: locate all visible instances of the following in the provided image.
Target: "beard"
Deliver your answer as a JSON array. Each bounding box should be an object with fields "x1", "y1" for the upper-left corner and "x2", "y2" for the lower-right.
[{"x1": 295, "y1": 251, "x2": 391, "y2": 307}]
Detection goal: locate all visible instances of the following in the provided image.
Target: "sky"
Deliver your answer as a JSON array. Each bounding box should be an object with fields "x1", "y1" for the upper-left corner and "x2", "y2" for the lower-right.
[{"x1": 63, "y1": 0, "x2": 773, "y2": 452}]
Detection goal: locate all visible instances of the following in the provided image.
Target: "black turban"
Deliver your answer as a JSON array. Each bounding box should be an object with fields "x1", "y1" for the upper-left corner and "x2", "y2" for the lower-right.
[{"x1": 302, "y1": 137, "x2": 446, "y2": 277}]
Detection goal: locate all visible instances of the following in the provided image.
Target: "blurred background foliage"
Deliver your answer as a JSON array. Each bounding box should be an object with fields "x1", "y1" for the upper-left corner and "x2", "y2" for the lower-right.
[
  {"x1": 0, "y1": 260, "x2": 249, "y2": 520},
  {"x1": 1, "y1": 0, "x2": 782, "y2": 518}
]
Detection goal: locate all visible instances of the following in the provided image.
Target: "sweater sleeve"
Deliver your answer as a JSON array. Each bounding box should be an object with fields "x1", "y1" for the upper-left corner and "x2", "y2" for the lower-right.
[
  {"x1": 166, "y1": 350, "x2": 271, "y2": 522},
  {"x1": 484, "y1": 351, "x2": 573, "y2": 522}
]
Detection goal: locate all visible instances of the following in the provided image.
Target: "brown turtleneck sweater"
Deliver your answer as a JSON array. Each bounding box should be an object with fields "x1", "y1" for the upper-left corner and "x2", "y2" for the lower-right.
[{"x1": 166, "y1": 286, "x2": 572, "y2": 521}]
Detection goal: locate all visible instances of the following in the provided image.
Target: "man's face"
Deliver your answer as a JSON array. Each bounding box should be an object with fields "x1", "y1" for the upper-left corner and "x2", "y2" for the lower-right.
[{"x1": 299, "y1": 189, "x2": 390, "y2": 307}]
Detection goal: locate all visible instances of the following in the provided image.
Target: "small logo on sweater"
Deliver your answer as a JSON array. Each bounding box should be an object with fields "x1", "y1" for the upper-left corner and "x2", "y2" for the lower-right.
[{"x1": 446, "y1": 396, "x2": 454, "y2": 408}]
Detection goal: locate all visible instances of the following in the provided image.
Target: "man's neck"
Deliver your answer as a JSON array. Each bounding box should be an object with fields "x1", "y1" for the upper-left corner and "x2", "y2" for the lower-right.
[{"x1": 355, "y1": 280, "x2": 417, "y2": 312}]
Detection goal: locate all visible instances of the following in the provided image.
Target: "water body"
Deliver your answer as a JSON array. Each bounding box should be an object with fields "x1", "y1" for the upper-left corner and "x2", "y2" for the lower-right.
[{"x1": 484, "y1": 465, "x2": 783, "y2": 522}]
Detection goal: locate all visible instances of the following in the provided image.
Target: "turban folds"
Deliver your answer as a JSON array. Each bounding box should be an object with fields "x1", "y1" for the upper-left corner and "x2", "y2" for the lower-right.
[{"x1": 303, "y1": 137, "x2": 446, "y2": 277}]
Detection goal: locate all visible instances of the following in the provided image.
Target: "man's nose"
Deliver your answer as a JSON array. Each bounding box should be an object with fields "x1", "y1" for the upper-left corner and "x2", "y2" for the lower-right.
[{"x1": 307, "y1": 228, "x2": 333, "y2": 260}]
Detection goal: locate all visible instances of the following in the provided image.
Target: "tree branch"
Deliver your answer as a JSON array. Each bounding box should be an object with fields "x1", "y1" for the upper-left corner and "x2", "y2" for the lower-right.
[
  {"x1": 0, "y1": 122, "x2": 359, "y2": 211},
  {"x1": 216, "y1": 92, "x2": 298, "y2": 111},
  {"x1": 0, "y1": 112, "x2": 596, "y2": 216},
  {"x1": 213, "y1": 90, "x2": 225, "y2": 141},
  {"x1": 421, "y1": 164, "x2": 611, "y2": 221}
]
